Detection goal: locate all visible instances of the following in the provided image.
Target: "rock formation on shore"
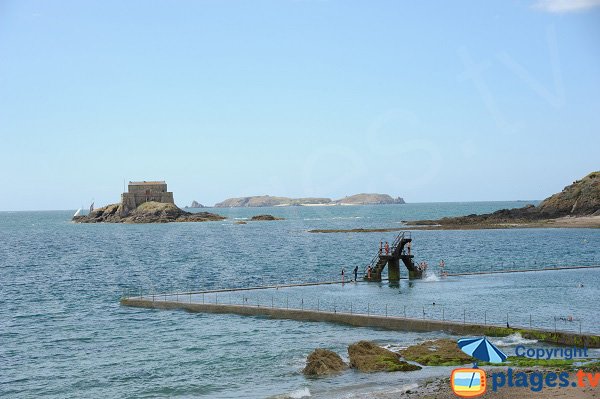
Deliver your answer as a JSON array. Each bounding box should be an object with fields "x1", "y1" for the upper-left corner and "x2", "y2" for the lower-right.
[
  {"x1": 302, "y1": 349, "x2": 348, "y2": 376},
  {"x1": 347, "y1": 341, "x2": 421, "y2": 372},
  {"x1": 215, "y1": 193, "x2": 405, "y2": 207},
  {"x1": 250, "y1": 214, "x2": 284, "y2": 221},
  {"x1": 411, "y1": 171, "x2": 600, "y2": 227},
  {"x1": 73, "y1": 201, "x2": 225, "y2": 224}
]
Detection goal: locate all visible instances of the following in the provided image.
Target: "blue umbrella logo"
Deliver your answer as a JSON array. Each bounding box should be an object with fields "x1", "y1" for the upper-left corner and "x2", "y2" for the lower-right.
[{"x1": 458, "y1": 336, "x2": 508, "y2": 364}]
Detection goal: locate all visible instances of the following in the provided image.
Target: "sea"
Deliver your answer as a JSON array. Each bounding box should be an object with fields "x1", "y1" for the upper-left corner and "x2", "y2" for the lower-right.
[{"x1": 1, "y1": 201, "x2": 600, "y2": 398}]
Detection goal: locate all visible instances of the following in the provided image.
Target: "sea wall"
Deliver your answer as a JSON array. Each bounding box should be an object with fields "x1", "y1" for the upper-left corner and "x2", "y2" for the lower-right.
[{"x1": 120, "y1": 298, "x2": 600, "y2": 348}]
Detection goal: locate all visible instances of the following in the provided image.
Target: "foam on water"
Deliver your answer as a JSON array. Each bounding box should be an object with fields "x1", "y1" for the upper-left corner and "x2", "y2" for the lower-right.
[
  {"x1": 491, "y1": 333, "x2": 538, "y2": 347},
  {"x1": 271, "y1": 387, "x2": 311, "y2": 398},
  {"x1": 422, "y1": 271, "x2": 440, "y2": 282}
]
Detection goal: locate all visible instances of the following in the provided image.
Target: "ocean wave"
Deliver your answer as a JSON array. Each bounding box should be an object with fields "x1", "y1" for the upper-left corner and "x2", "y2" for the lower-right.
[
  {"x1": 490, "y1": 333, "x2": 538, "y2": 347},
  {"x1": 270, "y1": 387, "x2": 311, "y2": 398},
  {"x1": 382, "y1": 344, "x2": 408, "y2": 353}
]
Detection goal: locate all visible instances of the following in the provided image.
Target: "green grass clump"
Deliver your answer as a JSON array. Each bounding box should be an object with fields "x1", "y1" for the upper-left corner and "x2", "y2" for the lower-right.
[
  {"x1": 401, "y1": 339, "x2": 474, "y2": 366},
  {"x1": 479, "y1": 356, "x2": 575, "y2": 370}
]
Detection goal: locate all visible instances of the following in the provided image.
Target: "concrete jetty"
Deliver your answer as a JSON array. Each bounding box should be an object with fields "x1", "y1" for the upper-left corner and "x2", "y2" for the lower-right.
[{"x1": 120, "y1": 296, "x2": 600, "y2": 348}]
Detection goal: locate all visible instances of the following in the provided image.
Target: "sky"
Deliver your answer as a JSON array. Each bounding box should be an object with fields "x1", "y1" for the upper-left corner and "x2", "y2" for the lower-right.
[{"x1": 1, "y1": 0, "x2": 599, "y2": 210}]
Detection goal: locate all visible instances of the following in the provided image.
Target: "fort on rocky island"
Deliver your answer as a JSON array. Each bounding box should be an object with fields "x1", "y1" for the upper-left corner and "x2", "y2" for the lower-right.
[
  {"x1": 121, "y1": 181, "x2": 174, "y2": 216},
  {"x1": 73, "y1": 180, "x2": 224, "y2": 224}
]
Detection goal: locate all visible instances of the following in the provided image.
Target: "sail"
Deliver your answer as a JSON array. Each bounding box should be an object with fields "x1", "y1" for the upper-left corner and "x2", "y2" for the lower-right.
[
  {"x1": 74, "y1": 208, "x2": 82, "y2": 217},
  {"x1": 89, "y1": 202, "x2": 94, "y2": 213}
]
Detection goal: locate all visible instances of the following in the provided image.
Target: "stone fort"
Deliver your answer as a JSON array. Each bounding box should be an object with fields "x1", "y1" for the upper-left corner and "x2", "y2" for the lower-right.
[{"x1": 121, "y1": 181, "x2": 174, "y2": 215}]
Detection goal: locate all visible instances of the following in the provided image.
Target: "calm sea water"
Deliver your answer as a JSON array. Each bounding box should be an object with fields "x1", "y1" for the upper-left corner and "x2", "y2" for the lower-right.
[{"x1": 1, "y1": 202, "x2": 599, "y2": 398}]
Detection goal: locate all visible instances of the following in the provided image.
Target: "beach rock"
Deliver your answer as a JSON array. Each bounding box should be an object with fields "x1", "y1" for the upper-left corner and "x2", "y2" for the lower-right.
[
  {"x1": 250, "y1": 214, "x2": 284, "y2": 221},
  {"x1": 348, "y1": 341, "x2": 421, "y2": 373},
  {"x1": 302, "y1": 349, "x2": 348, "y2": 376},
  {"x1": 401, "y1": 339, "x2": 474, "y2": 366},
  {"x1": 235, "y1": 221, "x2": 247, "y2": 225},
  {"x1": 73, "y1": 202, "x2": 225, "y2": 224}
]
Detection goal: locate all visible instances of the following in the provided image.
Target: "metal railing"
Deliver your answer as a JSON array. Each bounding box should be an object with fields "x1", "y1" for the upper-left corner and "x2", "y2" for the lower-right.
[{"x1": 122, "y1": 287, "x2": 599, "y2": 336}]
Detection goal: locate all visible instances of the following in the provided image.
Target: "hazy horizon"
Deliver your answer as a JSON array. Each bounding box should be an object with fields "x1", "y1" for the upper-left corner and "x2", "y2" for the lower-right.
[
  {"x1": 1, "y1": 197, "x2": 544, "y2": 212},
  {"x1": 1, "y1": 1, "x2": 599, "y2": 211}
]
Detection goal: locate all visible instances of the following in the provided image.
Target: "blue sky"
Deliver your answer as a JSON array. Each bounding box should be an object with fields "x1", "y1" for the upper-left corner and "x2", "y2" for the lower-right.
[{"x1": 1, "y1": 0, "x2": 599, "y2": 210}]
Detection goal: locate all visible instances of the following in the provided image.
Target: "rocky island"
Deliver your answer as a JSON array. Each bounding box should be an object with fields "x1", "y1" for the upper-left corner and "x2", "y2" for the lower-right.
[
  {"x1": 250, "y1": 214, "x2": 284, "y2": 221},
  {"x1": 335, "y1": 193, "x2": 405, "y2": 205},
  {"x1": 215, "y1": 196, "x2": 332, "y2": 207},
  {"x1": 73, "y1": 181, "x2": 225, "y2": 224},
  {"x1": 410, "y1": 171, "x2": 600, "y2": 229},
  {"x1": 184, "y1": 200, "x2": 205, "y2": 209},
  {"x1": 214, "y1": 193, "x2": 405, "y2": 207}
]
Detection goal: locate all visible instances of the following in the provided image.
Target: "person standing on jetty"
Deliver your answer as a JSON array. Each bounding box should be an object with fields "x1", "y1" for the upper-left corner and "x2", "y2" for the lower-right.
[
  {"x1": 384, "y1": 241, "x2": 390, "y2": 255},
  {"x1": 353, "y1": 265, "x2": 358, "y2": 282},
  {"x1": 379, "y1": 241, "x2": 383, "y2": 255}
]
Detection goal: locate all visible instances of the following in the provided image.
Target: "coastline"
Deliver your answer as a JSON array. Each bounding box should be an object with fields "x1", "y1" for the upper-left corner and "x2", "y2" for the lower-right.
[
  {"x1": 408, "y1": 215, "x2": 600, "y2": 230},
  {"x1": 308, "y1": 216, "x2": 600, "y2": 233}
]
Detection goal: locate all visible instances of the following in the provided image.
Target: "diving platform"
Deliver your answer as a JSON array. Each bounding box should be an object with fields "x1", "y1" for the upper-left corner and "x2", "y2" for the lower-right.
[{"x1": 365, "y1": 231, "x2": 423, "y2": 282}]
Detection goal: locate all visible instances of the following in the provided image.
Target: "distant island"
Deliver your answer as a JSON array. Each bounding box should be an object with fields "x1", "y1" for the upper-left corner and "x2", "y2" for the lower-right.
[
  {"x1": 409, "y1": 171, "x2": 600, "y2": 229},
  {"x1": 184, "y1": 200, "x2": 205, "y2": 209},
  {"x1": 73, "y1": 181, "x2": 224, "y2": 224},
  {"x1": 214, "y1": 193, "x2": 405, "y2": 207}
]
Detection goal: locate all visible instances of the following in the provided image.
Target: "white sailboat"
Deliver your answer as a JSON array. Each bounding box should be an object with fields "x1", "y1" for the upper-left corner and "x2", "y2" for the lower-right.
[{"x1": 73, "y1": 208, "x2": 82, "y2": 217}]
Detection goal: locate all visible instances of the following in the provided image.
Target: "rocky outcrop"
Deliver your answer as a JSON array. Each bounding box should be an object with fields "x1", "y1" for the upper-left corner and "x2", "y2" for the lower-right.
[
  {"x1": 537, "y1": 172, "x2": 600, "y2": 217},
  {"x1": 401, "y1": 339, "x2": 474, "y2": 366},
  {"x1": 215, "y1": 196, "x2": 331, "y2": 207},
  {"x1": 335, "y1": 194, "x2": 405, "y2": 205},
  {"x1": 250, "y1": 214, "x2": 284, "y2": 221},
  {"x1": 411, "y1": 172, "x2": 600, "y2": 227},
  {"x1": 73, "y1": 201, "x2": 225, "y2": 224},
  {"x1": 347, "y1": 341, "x2": 421, "y2": 373},
  {"x1": 302, "y1": 349, "x2": 348, "y2": 376},
  {"x1": 186, "y1": 200, "x2": 205, "y2": 208}
]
